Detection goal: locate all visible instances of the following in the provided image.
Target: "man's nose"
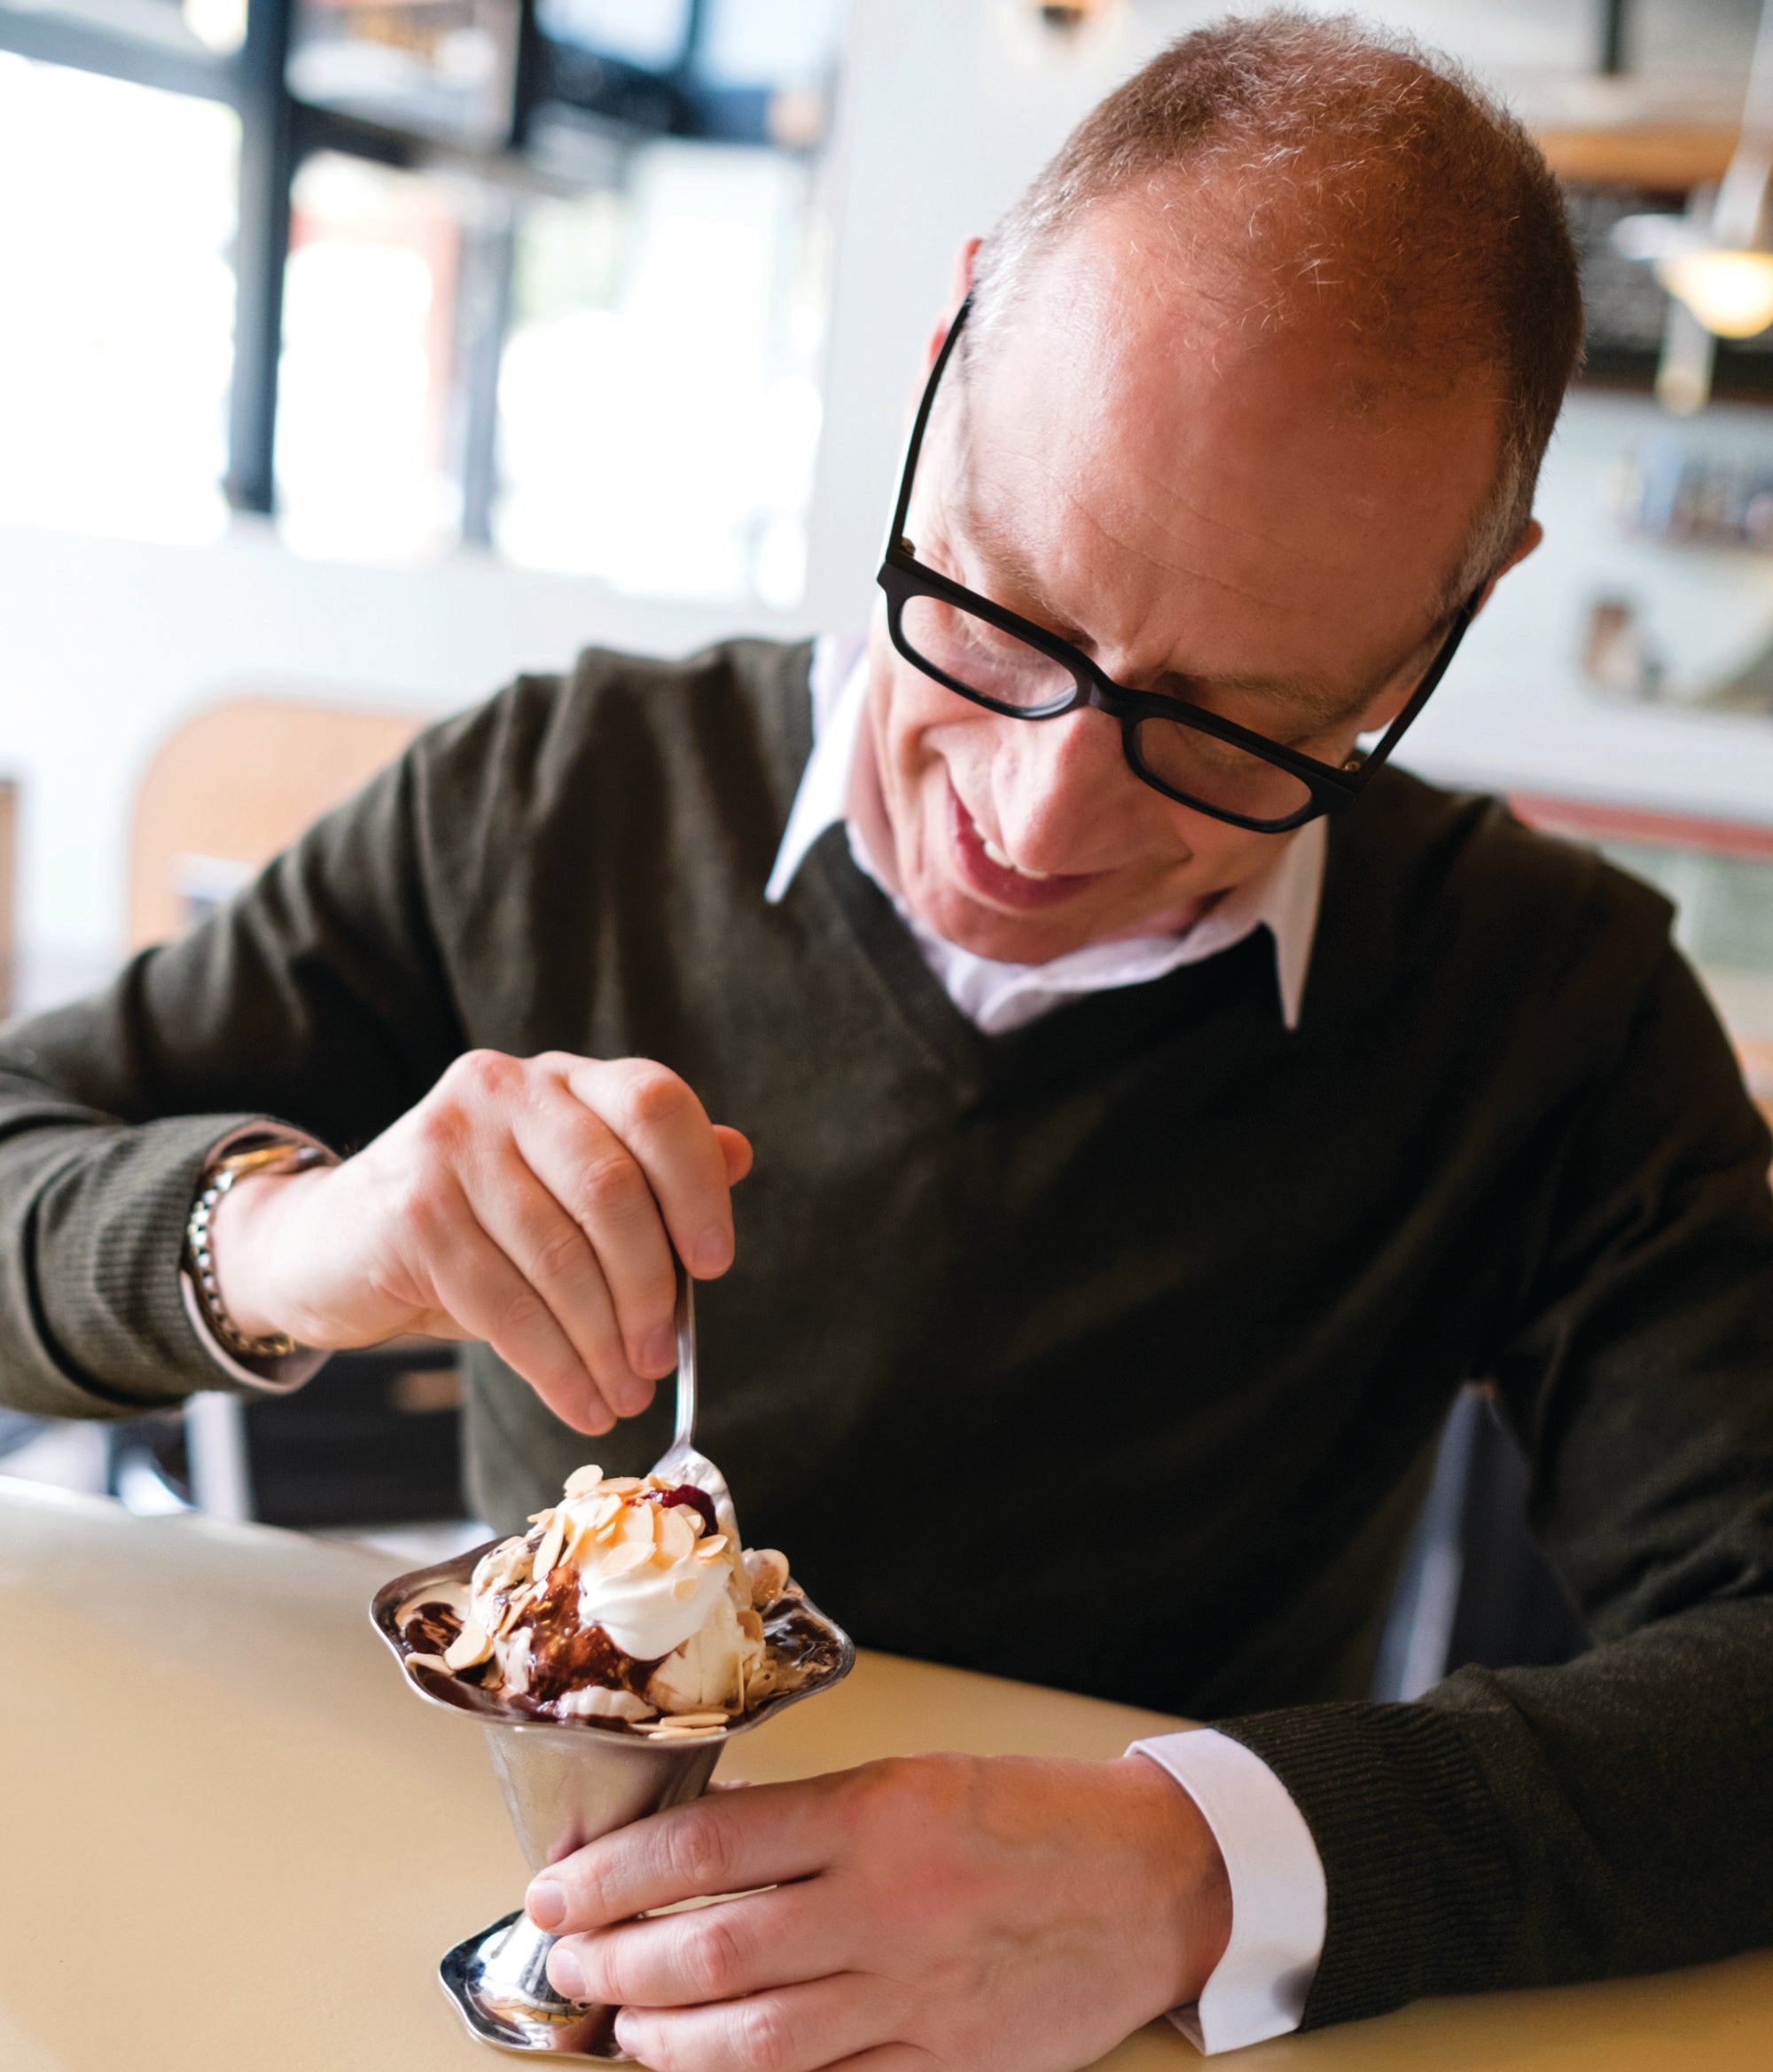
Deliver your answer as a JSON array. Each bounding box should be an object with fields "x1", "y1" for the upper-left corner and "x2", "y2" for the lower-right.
[{"x1": 993, "y1": 706, "x2": 1143, "y2": 870}]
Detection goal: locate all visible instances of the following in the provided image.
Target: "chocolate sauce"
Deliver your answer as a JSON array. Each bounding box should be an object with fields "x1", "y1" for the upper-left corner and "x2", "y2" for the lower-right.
[
  {"x1": 519, "y1": 1564, "x2": 664, "y2": 1705},
  {"x1": 402, "y1": 1599, "x2": 465, "y2": 1655}
]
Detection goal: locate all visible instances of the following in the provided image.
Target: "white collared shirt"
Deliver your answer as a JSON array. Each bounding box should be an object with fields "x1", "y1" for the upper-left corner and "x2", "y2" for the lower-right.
[{"x1": 768, "y1": 635, "x2": 1330, "y2": 2053}]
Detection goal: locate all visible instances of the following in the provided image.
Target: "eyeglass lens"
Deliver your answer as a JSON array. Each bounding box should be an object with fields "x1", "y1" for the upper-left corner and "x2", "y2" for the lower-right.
[{"x1": 898, "y1": 590, "x2": 1319, "y2": 823}]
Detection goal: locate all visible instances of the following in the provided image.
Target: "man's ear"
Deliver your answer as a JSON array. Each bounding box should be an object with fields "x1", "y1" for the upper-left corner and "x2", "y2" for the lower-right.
[
  {"x1": 925, "y1": 238, "x2": 982, "y2": 370},
  {"x1": 1471, "y1": 518, "x2": 1543, "y2": 618},
  {"x1": 1354, "y1": 518, "x2": 1548, "y2": 736}
]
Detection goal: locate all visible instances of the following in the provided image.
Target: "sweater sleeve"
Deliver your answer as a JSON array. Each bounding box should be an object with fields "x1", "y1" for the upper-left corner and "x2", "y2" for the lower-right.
[
  {"x1": 0, "y1": 722, "x2": 468, "y2": 1419},
  {"x1": 1215, "y1": 938, "x2": 1773, "y2": 2028}
]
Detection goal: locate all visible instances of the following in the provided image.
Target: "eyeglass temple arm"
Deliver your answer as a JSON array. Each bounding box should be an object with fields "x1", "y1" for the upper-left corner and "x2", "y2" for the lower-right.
[
  {"x1": 1354, "y1": 590, "x2": 1482, "y2": 777},
  {"x1": 886, "y1": 294, "x2": 975, "y2": 559}
]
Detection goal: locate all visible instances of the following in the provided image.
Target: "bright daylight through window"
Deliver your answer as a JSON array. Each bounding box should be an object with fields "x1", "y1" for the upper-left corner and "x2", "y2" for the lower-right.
[
  {"x1": 0, "y1": 0, "x2": 840, "y2": 606},
  {"x1": 0, "y1": 56, "x2": 238, "y2": 546}
]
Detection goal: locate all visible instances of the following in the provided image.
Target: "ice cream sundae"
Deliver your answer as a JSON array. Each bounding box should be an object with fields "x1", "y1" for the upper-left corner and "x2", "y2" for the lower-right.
[{"x1": 393, "y1": 1465, "x2": 818, "y2": 1735}]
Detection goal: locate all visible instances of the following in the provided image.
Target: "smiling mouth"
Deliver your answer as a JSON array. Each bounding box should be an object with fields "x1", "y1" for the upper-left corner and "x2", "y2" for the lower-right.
[
  {"x1": 977, "y1": 830, "x2": 1051, "y2": 880},
  {"x1": 945, "y1": 783, "x2": 1105, "y2": 911}
]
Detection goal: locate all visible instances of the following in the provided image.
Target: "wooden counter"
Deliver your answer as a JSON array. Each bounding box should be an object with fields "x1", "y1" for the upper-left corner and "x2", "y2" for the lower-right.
[{"x1": 1, "y1": 1482, "x2": 1768, "y2": 2069}]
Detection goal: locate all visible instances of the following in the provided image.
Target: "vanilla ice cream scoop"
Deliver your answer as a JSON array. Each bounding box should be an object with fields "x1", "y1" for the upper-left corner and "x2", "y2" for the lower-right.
[{"x1": 444, "y1": 1466, "x2": 789, "y2": 1725}]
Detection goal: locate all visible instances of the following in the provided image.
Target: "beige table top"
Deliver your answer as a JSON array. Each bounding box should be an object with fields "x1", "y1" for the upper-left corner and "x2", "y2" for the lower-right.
[{"x1": 1, "y1": 1481, "x2": 1769, "y2": 2071}]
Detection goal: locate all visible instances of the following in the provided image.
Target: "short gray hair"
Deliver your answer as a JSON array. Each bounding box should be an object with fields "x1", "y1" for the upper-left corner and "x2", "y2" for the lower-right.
[{"x1": 968, "y1": 12, "x2": 1582, "y2": 610}]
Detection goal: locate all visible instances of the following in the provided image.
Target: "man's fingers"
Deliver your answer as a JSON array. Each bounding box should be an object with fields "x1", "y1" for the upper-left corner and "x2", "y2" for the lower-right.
[
  {"x1": 419, "y1": 1175, "x2": 621, "y2": 1435},
  {"x1": 529, "y1": 1780, "x2": 840, "y2": 1932},
  {"x1": 512, "y1": 1076, "x2": 679, "y2": 1381},
  {"x1": 463, "y1": 1128, "x2": 656, "y2": 1415},
  {"x1": 609, "y1": 1974, "x2": 898, "y2": 2072},
  {"x1": 566, "y1": 1058, "x2": 739, "y2": 1280},
  {"x1": 551, "y1": 1884, "x2": 840, "y2": 2010}
]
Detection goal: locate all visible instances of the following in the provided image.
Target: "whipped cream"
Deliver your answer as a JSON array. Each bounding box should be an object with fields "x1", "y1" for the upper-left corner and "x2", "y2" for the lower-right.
[{"x1": 553, "y1": 1475, "x2": 734, "y2": 1659}]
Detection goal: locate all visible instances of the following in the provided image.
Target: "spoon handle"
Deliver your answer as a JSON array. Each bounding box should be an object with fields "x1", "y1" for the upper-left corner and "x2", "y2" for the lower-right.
[{"x1": 672, "y1": 1256, "x2": 698, "y2": 1451}]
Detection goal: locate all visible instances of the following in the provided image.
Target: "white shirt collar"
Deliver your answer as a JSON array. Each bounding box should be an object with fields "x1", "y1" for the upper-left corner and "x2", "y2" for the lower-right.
[{"x1": 767, "y1": 635, "x2": 1326, "y2": 1036}]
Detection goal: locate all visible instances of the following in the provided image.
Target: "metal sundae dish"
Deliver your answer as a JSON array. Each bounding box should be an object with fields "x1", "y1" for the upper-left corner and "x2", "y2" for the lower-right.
[{"x1": 372, "y1": 1455, "x2": 852, "y2": 2059}]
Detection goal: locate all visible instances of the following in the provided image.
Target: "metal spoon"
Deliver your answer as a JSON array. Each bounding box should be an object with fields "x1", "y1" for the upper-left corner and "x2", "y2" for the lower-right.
[{"x1": 649, "y1": 1255, "x2": 739, "y2": 1540}]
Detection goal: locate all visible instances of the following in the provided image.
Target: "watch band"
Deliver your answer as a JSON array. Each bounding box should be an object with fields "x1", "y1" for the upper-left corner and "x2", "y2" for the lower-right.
[{"x1": 184, "y1": 1139, "x2": 331, "y2": 1362}]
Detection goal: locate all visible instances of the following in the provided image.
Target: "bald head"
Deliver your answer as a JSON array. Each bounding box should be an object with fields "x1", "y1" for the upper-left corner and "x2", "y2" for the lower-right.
[{"x1": 968, "y1": 12, "x2": 1582, "y2": 605}]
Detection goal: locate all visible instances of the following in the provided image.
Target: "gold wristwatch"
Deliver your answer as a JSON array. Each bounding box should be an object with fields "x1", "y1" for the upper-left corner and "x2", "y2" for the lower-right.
[{"x1": 184, "y1": 1138, "x2": 330, "y2": 1361}]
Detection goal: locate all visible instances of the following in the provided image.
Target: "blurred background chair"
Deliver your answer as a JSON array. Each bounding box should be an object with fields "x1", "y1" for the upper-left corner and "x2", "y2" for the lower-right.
[{"x1": 104, "y1": 696, "x2": 477, "y2": 1550}]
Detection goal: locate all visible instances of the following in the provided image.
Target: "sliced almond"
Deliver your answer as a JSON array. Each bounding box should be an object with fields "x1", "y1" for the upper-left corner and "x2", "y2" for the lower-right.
[
  {"x1": 656, "y1": 1507, "x2": 695, "y2": 1564},
  {"x1": 445, "y1": 1621, "x2": 494, "y2": 1670},
  {"x1": 601, "y1": 1540, "x2": 653, "y2": 1578},
  {"x1": 737, "y1": 1607, "x2": 765, "y2": 1645},
  {"x1": 616, "y1": 1504, "x2": 656, "y2": 1550},
  {"x1": 601, "y1": 1476, "x2": 644, "y2": 1495},
  {"x1": 405, "y1": 1652, "x2": 450, "y2": 1675},
  {"x1": 662, "y1": 1710, "x2": 730, "y2": 1726},
  {"x1": 645, "y1": 1723, "x2": 725, "y2": 1739},
  {"x1": 694, "y1": 1534, "x2": 729, "y2": 1561},
  {"x1": 533, "y1": 1516, "x2": 566, "y2": 1584},
  {"x1": 669, "y1": 1575, "x2": 701, "y2": 1602},
  {"x1": 563, "y1": 1463, "x2": 605, "y2": 1497}
]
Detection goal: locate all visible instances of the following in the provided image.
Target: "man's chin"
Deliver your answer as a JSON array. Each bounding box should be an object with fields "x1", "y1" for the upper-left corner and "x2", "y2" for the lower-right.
[{"x1": 907, "y1": 880, "x2": 1110, "y2": 966}]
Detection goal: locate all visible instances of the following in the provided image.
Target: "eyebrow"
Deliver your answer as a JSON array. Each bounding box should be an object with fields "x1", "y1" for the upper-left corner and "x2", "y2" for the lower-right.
[{"x1": 944, "y1": 478, "x2": 1364, "y2": 730}]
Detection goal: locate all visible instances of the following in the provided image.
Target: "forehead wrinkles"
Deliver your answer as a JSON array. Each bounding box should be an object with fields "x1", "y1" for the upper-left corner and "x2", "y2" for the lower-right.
[
  {"x1": 935, "y1": 349, "x2": 1439, "y2": 728},
  {"x1": 943, "y1": 343, "x2": 1340, "y2": 682}
]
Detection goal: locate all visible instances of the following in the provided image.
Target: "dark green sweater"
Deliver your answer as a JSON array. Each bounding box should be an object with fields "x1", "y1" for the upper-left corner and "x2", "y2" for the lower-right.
[{"x1": 3, "y1": 639, "x2": 1771, "y2": 2030}]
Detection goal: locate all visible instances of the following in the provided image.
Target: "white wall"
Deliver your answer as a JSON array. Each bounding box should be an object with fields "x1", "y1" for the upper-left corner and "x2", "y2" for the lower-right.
[{"x1": 0, "y1": 520, "x2": 812, "y2": 992}]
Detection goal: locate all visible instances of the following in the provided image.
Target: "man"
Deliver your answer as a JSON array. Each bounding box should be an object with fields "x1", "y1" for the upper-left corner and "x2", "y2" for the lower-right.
[{"x1": 4, "y1": 15, "x2": 1771, "y2": 2069}]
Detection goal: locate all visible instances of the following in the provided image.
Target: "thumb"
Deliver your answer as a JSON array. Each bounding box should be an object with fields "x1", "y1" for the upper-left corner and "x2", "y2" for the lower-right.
[{"x1": 714, "y1": 1125, "x2": 754, "y2": 1185}]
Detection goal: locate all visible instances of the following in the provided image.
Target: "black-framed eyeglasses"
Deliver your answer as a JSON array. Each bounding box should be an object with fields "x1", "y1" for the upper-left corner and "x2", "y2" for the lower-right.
[{"x1": 874, "y1": 295, "x2": 1480, "y2": 835}]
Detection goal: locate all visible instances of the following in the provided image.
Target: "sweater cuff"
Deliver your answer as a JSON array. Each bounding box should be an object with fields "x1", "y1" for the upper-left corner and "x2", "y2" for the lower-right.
[
  {"x1": 1214, "y1": 1701, "x2": 1520, "y2": 2029},
  {"x1": 30, "y1": 1113, "x2": 325, "y2": 1416}
]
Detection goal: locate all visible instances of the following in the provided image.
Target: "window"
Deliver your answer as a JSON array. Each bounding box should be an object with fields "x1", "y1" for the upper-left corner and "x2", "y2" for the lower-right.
[
  {"x1": 0, "y1": 55, "x2": 238, "y2": 544},
  {"x1": 0, "y1": 0, "x2": 843, "y2": 600},
  {"x1": 495, "y1": 139, "x2": 824, "y2": 602},
  {"x1": 276, "y1": 152, "x2": 471, "y2": 562}
]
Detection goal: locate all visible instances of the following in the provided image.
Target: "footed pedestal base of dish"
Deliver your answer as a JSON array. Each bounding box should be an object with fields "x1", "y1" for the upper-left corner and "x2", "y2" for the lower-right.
[{"x1": 440, "y1": 1908, "x2": 627, "y2": 2060}]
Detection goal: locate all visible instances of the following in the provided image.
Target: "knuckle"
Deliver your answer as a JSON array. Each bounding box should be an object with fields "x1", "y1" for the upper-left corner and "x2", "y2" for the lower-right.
[
  {"x1": 530, "y1": 1220, "x2": 590, "y2": 1287},
  {"x1": 615, "y1": 1059, "x2": 697, "y2": 1132},
  {"x1": 411, "y1": 1099, "x2": 467, "y2": 1161},
  {"x1": 493, "y1": 1281, "x2": 549, "y2": 1342},
  {"x1": 664, "y1": 1805, "x2": 736, "y2": 1894},
  {"x1": 574, "y1": 1149, "x2": 652, "y2": 1223},
  {"x1": 681, "y1": 1909, "x2": 747, "y2": 2002},
  {"x1": 731, "y1": 1995, "x2": 795, "y2": 2071},
  {"x1": 449, "y1": 1047, "x2": 521, "y2": 1103}
]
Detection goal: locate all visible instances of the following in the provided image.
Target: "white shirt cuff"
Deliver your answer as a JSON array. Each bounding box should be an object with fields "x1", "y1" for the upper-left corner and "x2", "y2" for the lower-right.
[
  {"x1": 180, "y1": 1271, "x2": 330, "y2": 1395},
  {"x1": 1127, "y1": 1728, "x2": 1327, "y2": 2054}
]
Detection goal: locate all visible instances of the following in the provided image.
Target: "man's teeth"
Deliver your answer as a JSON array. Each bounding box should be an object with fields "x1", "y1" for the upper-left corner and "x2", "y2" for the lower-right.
[{"x1": 979, "y1": 832, "x2": 1051, "y2": 880}]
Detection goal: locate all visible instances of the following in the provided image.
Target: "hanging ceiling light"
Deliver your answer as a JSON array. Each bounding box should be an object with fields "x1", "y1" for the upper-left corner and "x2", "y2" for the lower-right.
[
  {"x1": 1612, "y1": 0, "x2": 1773, "y2": 405},
  {"x1": 1034, "y1": 0, "x2": 1113, "y2": 29}
]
